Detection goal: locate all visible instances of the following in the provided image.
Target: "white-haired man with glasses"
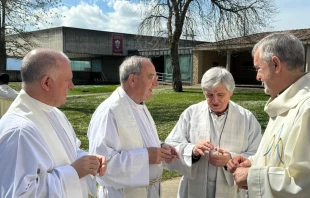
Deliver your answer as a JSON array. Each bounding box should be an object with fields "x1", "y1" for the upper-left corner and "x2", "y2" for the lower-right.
[{"x1": 88, "y1": 56, "x2": 179, "y2": 198}]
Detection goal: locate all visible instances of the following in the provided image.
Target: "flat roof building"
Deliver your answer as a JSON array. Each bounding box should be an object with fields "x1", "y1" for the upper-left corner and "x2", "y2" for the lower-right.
[{"x1": 6, "y1": 26, "x2": 203, "y2": 84}]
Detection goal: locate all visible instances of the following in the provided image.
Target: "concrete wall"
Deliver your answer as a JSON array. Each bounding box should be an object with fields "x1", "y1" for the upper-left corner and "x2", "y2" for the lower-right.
[
  {"x1": 193, "y1": 50, "x2": 227, "y2": 84},
  {"x1": 192, "y1": 51, "x2": 202, "y2": 84},
  {"x1": 62, "y1": 27, "x2": 199, "y2": 56},
  {"x1": 6, "y1": 27, "x2": 64, "y2": 57},
  {"x1": 7, "y1": 27, "x2": 200, "y2": 84},
  {"x1": 63, "y1": 28, "x2": 117, "y2": 55},
  {"x1": 34, "y1": 28, "x2": 64, "y2": 51}
]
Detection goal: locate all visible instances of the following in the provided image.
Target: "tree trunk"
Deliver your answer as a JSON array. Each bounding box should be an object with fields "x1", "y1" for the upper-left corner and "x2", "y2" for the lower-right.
[
  {"x1": 0, "y1": 2, "x2": 6, "y2": 73},
  {"x1": 170, "y1": 42, "x2": 183, "y2": 92},
  {"x1": 0, "y1": 31, "x2": 6, "y2": 73}
]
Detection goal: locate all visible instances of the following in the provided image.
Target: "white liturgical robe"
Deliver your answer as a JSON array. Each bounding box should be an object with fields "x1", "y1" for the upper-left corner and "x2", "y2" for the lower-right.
[
  {"x1": 88, "y1": 87, "x2": 163, "y2": 198},
  {"x1": 0, "y1": 84, "x2": 18, "y2": 100},
  {"x1": 0, "y1": 84, "x2": 18, "y2": 118},
  {"x1": 165, "y1": 100, "x2": 262, "y2": 198},
  {"x1": 248, "y1": 72, "x2": 310, "y2": 198},
  {"x1": 0, "y1": 90, "x2": 96, "y2": 197}
]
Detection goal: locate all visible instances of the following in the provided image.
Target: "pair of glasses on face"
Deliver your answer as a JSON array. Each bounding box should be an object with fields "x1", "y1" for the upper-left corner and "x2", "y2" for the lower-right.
[{"x1": 148, "y1": 75, "x2": 158, "y2": 81}]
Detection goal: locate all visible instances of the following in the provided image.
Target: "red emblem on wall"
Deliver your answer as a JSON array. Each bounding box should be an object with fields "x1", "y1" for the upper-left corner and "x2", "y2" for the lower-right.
[{"x1": 112, "y1": 34, "x2": 123, "y2": 54}]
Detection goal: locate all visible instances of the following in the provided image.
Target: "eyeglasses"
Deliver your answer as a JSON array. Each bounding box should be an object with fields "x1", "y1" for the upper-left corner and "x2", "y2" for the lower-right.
[
  {"x1": 131, "y1": 73, "x2": 158, "y2": 81},
  {"x1": 148, "y1": 75, "x2": 158, "y2": 81}
]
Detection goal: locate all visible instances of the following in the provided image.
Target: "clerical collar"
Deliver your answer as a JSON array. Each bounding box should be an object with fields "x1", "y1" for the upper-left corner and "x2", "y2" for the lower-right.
[
  {"x1": 31, "y1": 97, "x2": 54, "y2": 112},
  {"x1": 209, "y1": 105, "x2": 229, "y2": 116}
]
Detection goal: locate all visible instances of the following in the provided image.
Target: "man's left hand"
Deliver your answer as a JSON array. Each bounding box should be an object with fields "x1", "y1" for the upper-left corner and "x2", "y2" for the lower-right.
[
  {"x1": 233, "y1": 167, "x2": 249, "y2": 190},
  {"x1": 95, "y1": 155, "x2": 107, "y2": 176},
  {"x1": 161, "y1": 143, "x2": 180, "y2": 163}
]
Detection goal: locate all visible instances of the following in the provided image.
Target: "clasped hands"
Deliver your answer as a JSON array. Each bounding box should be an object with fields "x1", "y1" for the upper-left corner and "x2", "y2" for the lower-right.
[
  {"x1": 193, "y1": 140, "x2": 251, "y2": 189},
  {"x1": 71, "y1": 154, "x2": 107, "y2": 179},
  {"x1": 147, "y1": 143, "x2": 180, "y2": 164},
  {"x1": 192, "y1": 140, "x2": 231, "y2": 167}
]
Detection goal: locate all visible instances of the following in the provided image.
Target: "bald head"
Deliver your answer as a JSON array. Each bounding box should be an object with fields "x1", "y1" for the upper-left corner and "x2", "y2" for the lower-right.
[
  {"x1": 21, "y1": 48, "x2": 69, "y2": 86},
  {"x1": 20, "y1": 48, "x2": 74, "y2": 107}
]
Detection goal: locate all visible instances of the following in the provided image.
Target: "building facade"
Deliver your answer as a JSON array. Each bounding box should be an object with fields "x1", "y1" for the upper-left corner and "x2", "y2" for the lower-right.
[
  {"x1": 192, "y1": 29, "x2": 310, "y2": 85},
  {"x1": 7, "y1": 27, "x2": 202, "y2": 84}
]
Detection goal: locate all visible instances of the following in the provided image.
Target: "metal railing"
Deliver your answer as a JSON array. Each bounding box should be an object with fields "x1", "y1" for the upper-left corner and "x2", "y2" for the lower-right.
[
  {"x1": 156, "y1": 72, "x2": 194, "y2": 85},
  {"x1": 156, "y1": 72, "x2": 173, "y2": 85}
]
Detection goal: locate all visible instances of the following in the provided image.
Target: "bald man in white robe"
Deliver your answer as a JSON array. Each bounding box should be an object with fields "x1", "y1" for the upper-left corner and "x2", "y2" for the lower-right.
[{"x1": 0, "y1": 48, "x2": 107, "y2": 198}]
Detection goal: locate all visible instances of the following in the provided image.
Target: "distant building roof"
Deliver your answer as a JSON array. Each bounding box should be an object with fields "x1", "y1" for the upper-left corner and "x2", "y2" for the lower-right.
[{"x1": 195, "y1": 28, "x2": 310, "y2": 51}]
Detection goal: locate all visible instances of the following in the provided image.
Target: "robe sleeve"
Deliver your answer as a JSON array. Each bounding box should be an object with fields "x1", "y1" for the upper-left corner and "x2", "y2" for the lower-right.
[
  {"x1": 75, "y1": 140, "x2": 98, "y2": 196},
  {"x1": 248, "y1": 110, "x2": 310, "y2": 197},
  {"x1": 164, "y1": 107, "x2": 199, "y2": 179},
  {"x1": 0, "y1": 118, "x2": 81, "y2": 198},
  {"x1": 88, "y1": 108, "x2": 149, "y2": 189},
  {"x1": 60, "y1": 111, "x2": 98, "y2": 196}
]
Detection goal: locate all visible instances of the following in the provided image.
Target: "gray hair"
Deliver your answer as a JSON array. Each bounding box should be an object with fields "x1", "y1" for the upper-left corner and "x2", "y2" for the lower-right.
[
  {"x1": 252, "y1": 32, "x2": 305, "y2": 71},
  {"x1": 21, "y1": 48, "x2": 69, "y2": 84},
  {"x1": 119, "y1": 56, "x2": 151, "y2": 82},
  {"x1": 201, "y1": 67, "x2": 235, "y2": 94}
]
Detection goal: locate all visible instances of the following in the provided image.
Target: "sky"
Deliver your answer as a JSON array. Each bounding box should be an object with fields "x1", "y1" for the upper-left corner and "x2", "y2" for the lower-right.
[
  {"x1": 41, "y1": 0, "x2": 310, "y2": 40},
  {"x1": 7, "y1": 0, "x2": 310, "y2": 70}
]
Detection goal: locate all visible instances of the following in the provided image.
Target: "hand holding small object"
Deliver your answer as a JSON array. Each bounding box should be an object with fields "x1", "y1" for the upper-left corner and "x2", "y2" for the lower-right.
[{"x1": 209, "y1": 147, "x2": 231, "y2": 167}]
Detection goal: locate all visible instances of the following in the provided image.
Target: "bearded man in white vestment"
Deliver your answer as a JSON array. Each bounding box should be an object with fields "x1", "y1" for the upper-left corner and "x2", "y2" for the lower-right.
[
  {"x1": 88, "y1": 56, "x2": 179, "y2": 198},
  {"x1": 165, "y1": 67, "x2": 262, "y2": 198},
  {"x1": 228, "y1": 33, "x2": 310, "y2": 198},
  {"x1": 0, "y1": 48, "x2": 107, "y2": 198}
]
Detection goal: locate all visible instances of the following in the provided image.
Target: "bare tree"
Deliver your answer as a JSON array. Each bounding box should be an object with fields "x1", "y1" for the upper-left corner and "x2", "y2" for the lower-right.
[
  {"x1": 138, "y1": 0, "x2": 277, "y2": 92},
  {"x1": 0, "y1": 0, "x2": 62, "y2": 72}
]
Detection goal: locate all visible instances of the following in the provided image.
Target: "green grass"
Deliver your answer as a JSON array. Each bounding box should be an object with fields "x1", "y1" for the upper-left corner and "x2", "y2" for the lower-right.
[
  {"x1": 10, "y1": 80, "x2": 270, "y2": 181},
  {"x1": 9, "y1": 82, "x2": 22, "y2": 91},
  {"x1": 9, "y1": 82, "x2": 119, "y2": 95},
  {"x1": 58, "y1": 85, "x2": 269, "y2": 180},
  {"x1": 9, "y1": 82, "x2": 269, "y2": 180},
  {"x1": 67, "y1": 85, "x2": 119, "y2": 95}
]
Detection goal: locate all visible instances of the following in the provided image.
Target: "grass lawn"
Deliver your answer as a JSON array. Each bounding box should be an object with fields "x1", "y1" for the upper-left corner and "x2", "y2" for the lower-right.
[
  {"x1": 9, "y1": 82, "x2": 22, "y2": 91},
  {"x1": 10, "y1": 82, "x2": 269, "y2": 180},
  {"x1": 58, "y1": 85, "x2": 269, "y2": 180},
  {"x1": 9, "y1": 82, "x2": 119, "y2": 95}
]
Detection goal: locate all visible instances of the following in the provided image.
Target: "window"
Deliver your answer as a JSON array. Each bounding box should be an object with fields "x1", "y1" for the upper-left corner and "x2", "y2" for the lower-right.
[
  {"x1": 7, "y1": 58, "x2": 22, "y2": 71},
  {"x1": 70, "y1": 60, "x2": 91, "y2": 71},
  {"x1": 91, "y1": 59, "x2": 102, "y2": 72}
]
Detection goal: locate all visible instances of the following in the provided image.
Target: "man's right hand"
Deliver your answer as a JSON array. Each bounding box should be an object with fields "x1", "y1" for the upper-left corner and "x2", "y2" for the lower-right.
[
  {"x1": 71, "y1": 155, "x2": 100, "y2": 178},
  {"x1": 192, "y1": 140, "x2": 214, "y2": 157},
  {"x1": 147, "y1": 147, "x2": 175, "y2": 164}
]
